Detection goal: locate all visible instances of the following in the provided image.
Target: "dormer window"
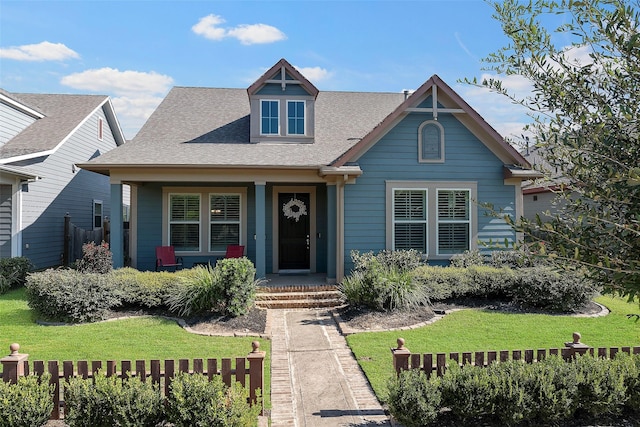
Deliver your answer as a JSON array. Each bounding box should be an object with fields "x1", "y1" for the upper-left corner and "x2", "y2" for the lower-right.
[
  {"x1": 261, "y1": 100, "x2": 279, "y2": 135},
  {"x1": 287, "y1": 101, "x2": 305, "y2": 135},
  {"x1": 247, "y1": 59, "x2": 319, "y2": 144}
]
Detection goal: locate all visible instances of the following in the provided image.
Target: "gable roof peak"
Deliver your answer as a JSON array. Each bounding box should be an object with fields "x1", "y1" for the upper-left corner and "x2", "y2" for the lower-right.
[{"x1": 247, "y1": 58, "x2": 319, "y2": 99}]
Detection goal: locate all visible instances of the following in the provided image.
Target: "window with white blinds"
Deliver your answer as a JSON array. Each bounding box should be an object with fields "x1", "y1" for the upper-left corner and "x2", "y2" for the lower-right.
[
  {"x1": 210, "y1": 194, "x2": 241, "y2": 252},
  {"x1": 393, "y1": 189, "x2": 427, "y2": 252},
  {"x1": 169, "y1": 194, "x2": 200, "y2": 251},
  {"x1": 437, "y1": 190, "x2": 470, "y2": 254}
]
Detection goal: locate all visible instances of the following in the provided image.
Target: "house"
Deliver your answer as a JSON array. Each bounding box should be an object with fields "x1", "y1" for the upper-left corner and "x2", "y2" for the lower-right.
[
  {"x1": 0, "y1": 89, "x2": 126, "y2": 269},
  {"x1": 521, "y1": 146, "x2": 569, "y2": 222},
  {"x1": 79, "y1": 58, "x2": 539, "y2": 282}
]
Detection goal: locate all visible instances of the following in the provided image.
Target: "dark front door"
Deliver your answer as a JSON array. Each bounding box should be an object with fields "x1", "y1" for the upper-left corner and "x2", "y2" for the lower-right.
[{"x1": 278, "y1": 192, "x2": 310, "y2": 270}]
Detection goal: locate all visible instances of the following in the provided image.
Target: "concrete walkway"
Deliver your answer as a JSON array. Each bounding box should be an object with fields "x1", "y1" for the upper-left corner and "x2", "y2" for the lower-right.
[{"x1": 269, "y1": 309, "x2": 391, "y2": 426}]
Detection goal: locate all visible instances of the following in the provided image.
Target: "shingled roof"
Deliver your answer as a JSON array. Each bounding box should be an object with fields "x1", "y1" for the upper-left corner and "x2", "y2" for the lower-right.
[
  {"x1": 0, "y1": 92, "x2": 119, "y2": 161},
  {"x1": 82, "y1": 86, "x2": 406, "y2": 169}
]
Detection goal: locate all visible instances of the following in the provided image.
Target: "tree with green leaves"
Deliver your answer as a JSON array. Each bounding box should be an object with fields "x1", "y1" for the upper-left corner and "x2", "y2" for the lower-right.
[{"x1": 469, "y1": 0, "x2": 639, "y2": 297}]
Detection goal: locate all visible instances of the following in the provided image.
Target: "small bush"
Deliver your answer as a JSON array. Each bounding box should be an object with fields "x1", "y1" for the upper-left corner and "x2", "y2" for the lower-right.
[
  {"x1": 387, "y1": 369, "x2": 441, "y2": 426},
  {"x1": 449, "y1": 249, "x2": 486, "y2": 267},
  {"x1": 64, "y1": 371, "x2": 164, "y2": 427},
  {"x1": 573, "y1": 353, "x2": 629, "y2": 418},
  {"x1": 166, "y1": 372, "x2": 260, "y2": 427},
  {"x1": 217, "y1": 257, "x2": 258, "y2": 317},
  {"x1": 111, "y1": 268, "x2": 178, "y2": 308},
  {"x1": 25, "y1": 268, "x2": 122, "y2": 323},
  {"x1": 0, "y1": 257, "x2": 33, "y2": 293},
  {"x1": 0, "y1": 374, "x2": 53, "y2": 427},
  {"x1": 490, "y1": 249, "x2": 540, "y2": 268},
  {"x1": 509, "y1": 266, "x2": 597, "y2": 312},
  {"x1": 351, "y1": 249, "x2": 424, "y2": 273},
  {"x1": 439, "y1": 362, "x2": 498, "y2": 423},
  {"x1": 76, "y1": 241, "x2": 112, "y2": 274},
  {"x1": 166, "y1": 265, "x2": 222, "y2": 317}
]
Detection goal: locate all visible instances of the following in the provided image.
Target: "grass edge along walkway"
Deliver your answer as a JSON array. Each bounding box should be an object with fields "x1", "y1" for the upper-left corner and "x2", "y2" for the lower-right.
[
  {"x1": 0, "y1": 287, "x2": 271, "y2": 409},
  {"x1": 346, "y1": 295, "x2": 640, "y2": 402}
]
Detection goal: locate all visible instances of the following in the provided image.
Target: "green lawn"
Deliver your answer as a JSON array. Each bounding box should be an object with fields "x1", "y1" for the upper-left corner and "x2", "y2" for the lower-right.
[
  {"x1": 0, "y1": 287, "x2": 271, "y2": 407},
  {"x1": 347, "y1": 295, "x2": 640, "y2": 402}
]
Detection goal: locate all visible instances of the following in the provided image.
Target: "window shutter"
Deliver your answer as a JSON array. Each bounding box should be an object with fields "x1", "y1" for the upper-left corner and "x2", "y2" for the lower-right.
[{"x1": 169, "y1": 195, "x2": 200, "y2": 251}]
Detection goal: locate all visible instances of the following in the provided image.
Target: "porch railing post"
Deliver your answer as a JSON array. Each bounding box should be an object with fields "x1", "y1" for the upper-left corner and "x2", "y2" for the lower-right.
[
  {"x1": 1, "y1": 343, "x2": 29, "y2": 384},
  {"x1": 247, "y1": 341, "x2": 265, "y2": 415}
]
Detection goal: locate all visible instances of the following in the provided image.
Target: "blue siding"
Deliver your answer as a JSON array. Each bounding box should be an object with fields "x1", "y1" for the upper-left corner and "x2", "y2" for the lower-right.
[{"x1": 344, "y1": 111, "x2": 516, "y2": 272}]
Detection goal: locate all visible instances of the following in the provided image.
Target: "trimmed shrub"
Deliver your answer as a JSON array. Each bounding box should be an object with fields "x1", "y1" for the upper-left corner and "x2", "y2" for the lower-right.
[
  {"x1": 510, "y1": 266, "x2": 597, "y2": 312},
  {"x1": 387, "y1": 369, "x2": 441, "y2": 426},
  {"x1": 351, "y1": 249, "x2": 424, "y2": 273},
  {"x1": 0, "y1": 374, "x2": 54, "y2": 427},
  {"x1": 76, "y1": 241, "x2": 112, "y2": 274},
  {"x1": 25, "y1": 268, "x2": 122, "y2": 323},
  {"x1": 217, "y1": 257, "x2": 258, "y2": 317},
  {"x1": 0, "y1": 257, "x2": 33, "y2": 293},
  {"x1": 64, "y1": 371, "x2": 164, "y2": 427},
  {"x1": 465, "y1": 265, "x2": 515, "y2": 299},
  {"x1": 412, "y1": 265, "x2": 514, "y2": 301},
  {"x1": 439, "y1": 362, "x2": 498, "y2": 423},
  {"x1": 166, "y1": 265, "x2": 222, "y2": 317},
  {"x1": 449, "y1": 249, "x2": 486, "y2": 267},
  {"x1": 111, "y1": 267, "x2": 178, "y2": 308},
  {"x1": 490, "y1": 249, "x2": 540, "y2": 268},
  {"x1": 573, "y1": 353, "x2": 629, "y2": 418},
  {"x1": 166, "y1": 372, "x2": 260, "y2": 427}
]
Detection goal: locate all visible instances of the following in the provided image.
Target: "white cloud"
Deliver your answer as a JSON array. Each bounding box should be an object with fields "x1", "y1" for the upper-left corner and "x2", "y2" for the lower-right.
[
  {"x1": 191, "y1": 14, "x2": 227, "y2": 40},
  {"x1": 294, "y1": 66, "x2": 332, "y2": 82},
  {"x1": 0, "y1": 41, "x2": 79, "y2": 61},
  {"x1": 192, "y1": 14, "x2": 286, "y2": 45},
  {"x1": 61, "y1": 68, "x2": 173, "y2": 96},
  {"x1": 61, "y1": 68, "x2": 174, "y2": 139}
]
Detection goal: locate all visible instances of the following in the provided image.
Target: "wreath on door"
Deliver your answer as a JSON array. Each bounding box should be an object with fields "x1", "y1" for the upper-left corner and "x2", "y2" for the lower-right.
[{"x1": 282, "y1": 197, "x2": 308, "y2": 222}]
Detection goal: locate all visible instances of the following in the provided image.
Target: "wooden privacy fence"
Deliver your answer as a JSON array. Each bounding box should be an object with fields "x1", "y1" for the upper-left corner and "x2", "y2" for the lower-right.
[
  {"x1": 1, "y1": 342, "x2": 265, "y2": 420},
  {"x1": 63, "y1": 213, "x2": 108, "y2": 266},
  {"x1": 391, "y1": 333, "x2": 640, "y2": 379}
]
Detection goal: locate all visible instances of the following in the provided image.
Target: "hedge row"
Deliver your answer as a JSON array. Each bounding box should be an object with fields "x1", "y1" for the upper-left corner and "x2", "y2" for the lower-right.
[
  {"x1": 340, "y1": 250, "x2": 597, "y2": 313},
  {"x1": 0, "y1": 371, "x2": 259, "y2": 427},
  {"x1": 388, "y1": 353, "x2": 640, "y2": 426},
  {"x1": 25, "y1": 257, "x2": 259, "y2": 323}
]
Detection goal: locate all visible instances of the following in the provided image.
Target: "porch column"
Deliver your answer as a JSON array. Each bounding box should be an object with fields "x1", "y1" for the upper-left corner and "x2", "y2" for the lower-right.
[
  {"x1": 110, "y1": 183, "x2": 123, "y2": 269},
  {"x1": 254, "y1": 182, "x2": 266, "y2": 278},
  {"x1": 326, "y1": 183, "x2": 337, "y2": 282}
]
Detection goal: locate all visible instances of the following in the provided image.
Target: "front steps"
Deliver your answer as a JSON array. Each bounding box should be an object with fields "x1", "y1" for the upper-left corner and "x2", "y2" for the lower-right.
[{"x1": 256, "y1": 284, "x2": 344, "y2": 309}]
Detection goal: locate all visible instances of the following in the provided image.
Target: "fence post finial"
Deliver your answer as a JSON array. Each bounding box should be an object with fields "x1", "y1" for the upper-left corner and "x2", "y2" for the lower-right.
[
  {"x1": 391, "y1": 338, "x2": 411, "y2": 376},
  {"x1": 564, "y1": 331, "x2": 590, "y2": 359},
  {"x1": 251, "y1": 340, "x2": 261, "y2": 353},
  {"x1": 1, "y1": 343, "x2": 29, "y2": 384}
]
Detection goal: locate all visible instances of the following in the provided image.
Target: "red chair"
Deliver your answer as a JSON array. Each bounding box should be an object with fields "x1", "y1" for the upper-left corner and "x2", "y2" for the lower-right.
[
  {"x1": 224, "y1": 245, "x2": 245, "y2": 259},
  {"x1": 156, "y1": 246, "x2": 183, "y2": 271}
]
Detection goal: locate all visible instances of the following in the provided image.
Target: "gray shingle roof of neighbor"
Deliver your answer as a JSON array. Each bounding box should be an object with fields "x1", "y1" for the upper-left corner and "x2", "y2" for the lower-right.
[
  {"x1": 86, "y1": 86, "x2": 406, "y2": 168},
  {"x1": 0, "y1": 92, "x2": 108, "y2": 160}
]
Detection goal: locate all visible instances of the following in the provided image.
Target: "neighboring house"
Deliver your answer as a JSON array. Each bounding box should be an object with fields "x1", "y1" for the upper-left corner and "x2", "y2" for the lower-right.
[
  {"x1": 80, "y1": 58, "x2": 539, "y2": 282},
  {"x1": 0, "y1": 89, "x2": 126, "y2": 269},
  {"x1": 521, "y1": 147, "x2": 569, "y2": 222}
]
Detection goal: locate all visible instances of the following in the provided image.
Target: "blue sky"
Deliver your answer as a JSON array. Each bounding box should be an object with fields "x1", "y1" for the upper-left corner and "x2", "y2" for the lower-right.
[{"x1": 0, "y1": 0, "x2": 535, "y2": 141}]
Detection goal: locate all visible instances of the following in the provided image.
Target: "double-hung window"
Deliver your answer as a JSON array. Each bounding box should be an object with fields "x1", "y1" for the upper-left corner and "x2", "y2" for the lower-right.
[
  {"x1": 387, "y1": 182, "x2": 475, "y2": 258},
  {"x1": 392, "y1": 189, "x2": 428, "y2": 252},
  {"x1": 210, "y1": 194, "x2": 241, "y2": 252},
  {"x1": 287, "y1": 101, "x2": 305, "y2": 135},
  {"x1": 93, "y1": 200, "x2": 103, "y2": 229},
  {"x1": 169, "y1": 194, "x2": 200, "y2": 251},
  {"x1": 261, "y1": 100, "x2": 279, "y2": 135},
  {"x1": 437, "y1": 190, "x2": 470, "y2": 254}
]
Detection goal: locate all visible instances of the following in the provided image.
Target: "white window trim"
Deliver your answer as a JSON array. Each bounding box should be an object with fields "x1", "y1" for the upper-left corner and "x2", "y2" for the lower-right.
[
  {"x1": 209, "y1": 192, "x2": 242, "y2": 253},
  {"x1": 260, "y1": 99, "x2": 280, "y2": 135},
  {"x1": 93, "y1": 199, "x2": 103, "y2": 230},
  {"x1": 286, "y1": 100, "x2": 306, "y2": 136},
  {"x1": 162, "y1": 187, "x2": 247, "y2": 255},
  {"x1": 386, "y1": 181, "x2": 477, "y2": 259},
  {"x1": 391, "y1": 188, "x2": 428, "y2": 254},
  {"x1": 436, "y1": 188, "x2": 471, "y2": 256},
  {"x1": 418, "y1": 120, "x2": 445, "y2": 163}
]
